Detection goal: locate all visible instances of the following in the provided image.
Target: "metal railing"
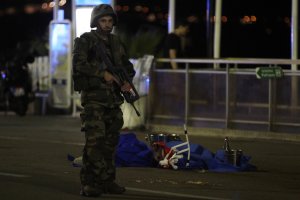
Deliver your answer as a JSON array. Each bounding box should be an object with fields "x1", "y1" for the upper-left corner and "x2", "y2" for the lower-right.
[{"x1": 150, "y1": 58, "x2": 300, "y2": 132}]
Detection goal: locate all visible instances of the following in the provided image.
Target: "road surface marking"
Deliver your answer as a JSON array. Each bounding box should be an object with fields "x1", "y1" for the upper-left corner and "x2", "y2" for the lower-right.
[
  {"x1": 0, "y1": 172, "x2": 30, "y2": 178},
  {"x1": 0, "y1": 136, "x2": 83, "y2": 146},
  {"x1": 127, "y1": 187, "x2": 230, "y2": 200}
]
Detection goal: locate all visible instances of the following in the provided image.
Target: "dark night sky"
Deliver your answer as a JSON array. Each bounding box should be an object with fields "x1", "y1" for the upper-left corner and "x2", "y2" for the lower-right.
[{"x1": 0, "y1": 0, "x2": 297, "y2": 60}]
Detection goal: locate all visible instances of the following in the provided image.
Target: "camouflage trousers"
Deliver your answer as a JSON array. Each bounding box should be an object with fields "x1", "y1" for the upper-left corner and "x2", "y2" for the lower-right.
[{"x1": 79, "y1": 103, "x2": 124, "y2": 187}]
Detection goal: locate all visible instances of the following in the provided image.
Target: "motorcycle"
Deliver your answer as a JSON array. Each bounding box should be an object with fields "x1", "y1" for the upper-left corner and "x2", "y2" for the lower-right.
[
  {"x1": 0, "y1": 58, "x2": 34, "y2": 116},
  {"x1": 9, "y1": 85, "x2": 30, "y2": 116}
]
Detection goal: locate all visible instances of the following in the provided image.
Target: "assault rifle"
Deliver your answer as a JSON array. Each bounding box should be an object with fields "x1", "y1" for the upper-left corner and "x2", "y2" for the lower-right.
[{"x1": 96, "y1": 41, "x2": 141, "y2": 117}]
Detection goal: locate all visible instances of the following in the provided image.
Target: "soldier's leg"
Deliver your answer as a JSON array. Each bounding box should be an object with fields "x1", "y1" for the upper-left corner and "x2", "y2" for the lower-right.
[
  {"x1": 80, "y1": 105, "x2": 108, "y2": 197},
  {"x1": 102, "y1": 106, "x2": 125, "y2": 194}
]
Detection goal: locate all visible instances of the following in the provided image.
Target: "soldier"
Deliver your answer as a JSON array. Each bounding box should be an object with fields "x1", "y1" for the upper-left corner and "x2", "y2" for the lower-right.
[{"x1": 72, "y1": 4, "x2": 135, "y2": 197}]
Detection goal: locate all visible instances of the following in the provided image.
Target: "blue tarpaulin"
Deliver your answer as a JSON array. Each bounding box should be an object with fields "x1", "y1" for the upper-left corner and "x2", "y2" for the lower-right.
[
  {"x1": 68, "y1": 132, "x2": 257, "y2": 172},
  {"x1": 115, "y1": 133, "x2": 257, "y2": 172}
]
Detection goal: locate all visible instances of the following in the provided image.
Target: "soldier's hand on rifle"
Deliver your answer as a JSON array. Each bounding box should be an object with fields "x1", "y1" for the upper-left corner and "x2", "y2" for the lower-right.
[
  {"x1": 104, "y1": 70, "x2": 120, "y2": 85},
  {"x1": 121, "y1": 81, "x2": 131, "y2": 92}
]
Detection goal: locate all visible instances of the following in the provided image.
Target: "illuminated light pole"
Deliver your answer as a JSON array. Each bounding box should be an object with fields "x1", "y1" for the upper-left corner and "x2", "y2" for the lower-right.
[
  {"x1": 206, "y1": 0, "x2": 213, "y2": 58},
  {"x1": 111, "y1": 0, "x2": 116, "y2": 8},
  {"x1": 291, "y1": 0, "x2": 298, "y2": 71},
  {"x1": 53, "y1": 0, "x2": 59, "y2": 21},
  {"x1": 213, "y1": 0, "x2": 222, "y2": 69},
  {"x1": 291, "y1": 0, "x2": 298, "y2": 115},
  {"x1": 168, "y1": 0, "x2": 175, "y2": 33},
  {"x1": 49, "y1": 0, "x2": 72, "y2": 109}
]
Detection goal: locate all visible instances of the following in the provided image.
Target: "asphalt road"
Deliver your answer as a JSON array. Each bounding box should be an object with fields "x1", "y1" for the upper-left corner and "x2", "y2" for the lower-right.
[{"x1": 0, "y1": 115, "x2": 300, "y2": 200}]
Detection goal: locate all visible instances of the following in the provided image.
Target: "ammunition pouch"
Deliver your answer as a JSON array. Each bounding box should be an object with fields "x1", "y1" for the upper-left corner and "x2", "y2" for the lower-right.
[{"x1": 73, "y1": 73, "x2": 104, "y2": 91}]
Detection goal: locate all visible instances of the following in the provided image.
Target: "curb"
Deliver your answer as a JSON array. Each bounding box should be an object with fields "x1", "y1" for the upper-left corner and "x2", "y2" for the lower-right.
[{"x1": 147, "y1": 124, "x2": 300, "y2": 143}]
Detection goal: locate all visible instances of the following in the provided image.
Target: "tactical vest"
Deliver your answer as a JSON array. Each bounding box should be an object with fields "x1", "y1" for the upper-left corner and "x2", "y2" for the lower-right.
[{"x1": 72, "y1": 30, "x2": 124, "y2": 92}]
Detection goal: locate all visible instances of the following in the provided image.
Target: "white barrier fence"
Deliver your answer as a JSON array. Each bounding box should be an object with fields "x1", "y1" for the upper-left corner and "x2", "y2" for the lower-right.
[
  {"x1": 27, "y1": 55, "x2": 154, "y2": 129},
  {"x1": 28, "y1": 56, "x2": 50, "y2": 92}
]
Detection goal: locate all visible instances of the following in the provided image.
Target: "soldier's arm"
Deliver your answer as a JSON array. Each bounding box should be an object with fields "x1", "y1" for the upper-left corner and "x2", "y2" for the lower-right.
[{"x1": 169, "y1": 49, "x2": 178, "y2": 70}]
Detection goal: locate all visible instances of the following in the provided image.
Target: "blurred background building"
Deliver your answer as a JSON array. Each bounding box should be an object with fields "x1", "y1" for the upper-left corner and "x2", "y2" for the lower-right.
[{"x1": 0, "y1": 0, "x2": 296, "y2": 60}]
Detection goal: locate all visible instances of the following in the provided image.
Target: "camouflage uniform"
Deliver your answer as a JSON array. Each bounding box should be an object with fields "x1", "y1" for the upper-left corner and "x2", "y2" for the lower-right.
[{"x1": 72, "y1": 4, "x2": 135, "y2": 197}]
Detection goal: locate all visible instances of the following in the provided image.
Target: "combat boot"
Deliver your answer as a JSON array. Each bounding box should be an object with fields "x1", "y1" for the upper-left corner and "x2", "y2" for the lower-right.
[
  {"x1": 80, "y1": 185, "x2": 102, "y2": 197},
  {"x1": 103, "y1": 182, "x2": 126, "y2": 194}
]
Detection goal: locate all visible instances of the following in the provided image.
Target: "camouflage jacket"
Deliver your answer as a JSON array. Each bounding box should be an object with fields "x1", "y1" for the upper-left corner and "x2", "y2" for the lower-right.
[{"x1": 72, "y1": 30, "x2": 135, "y2": 107}]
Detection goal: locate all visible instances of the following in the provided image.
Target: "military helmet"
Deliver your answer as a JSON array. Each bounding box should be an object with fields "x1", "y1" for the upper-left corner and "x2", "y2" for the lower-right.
[{"x1": 90, "y1": 4, "x2": 117, "y2": 28}]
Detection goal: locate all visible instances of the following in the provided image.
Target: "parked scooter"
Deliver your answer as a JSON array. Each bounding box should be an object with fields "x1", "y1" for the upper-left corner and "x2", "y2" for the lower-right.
[{"x1": 0, "y1": 56, "x2": 34, "y2": 116}]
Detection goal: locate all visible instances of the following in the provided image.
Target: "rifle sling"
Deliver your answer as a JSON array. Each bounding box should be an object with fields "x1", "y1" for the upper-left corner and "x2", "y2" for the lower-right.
[{"x1": 96, "y1": 40, "x2": 114, "y2": 70}]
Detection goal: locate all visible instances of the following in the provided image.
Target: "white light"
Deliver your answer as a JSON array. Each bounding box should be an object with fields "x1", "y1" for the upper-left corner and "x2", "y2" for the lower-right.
[
  {"x1": 59, "y1": 0, "x2": 67, "y2": 6},
  {"x1": 76, "y1": 7, "x2": 94, "y2": 37},
  {"x1": 42, "y1": 3, "x2": 48, "y2": 9},
  {"x1": 49, "y1": 2, "x2": 55, "y2": 8}
]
